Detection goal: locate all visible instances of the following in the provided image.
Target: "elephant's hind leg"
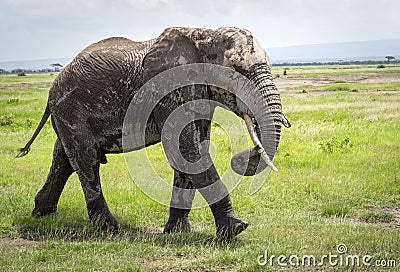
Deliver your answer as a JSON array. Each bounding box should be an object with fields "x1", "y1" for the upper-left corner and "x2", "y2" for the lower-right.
[
  {"x1": 32, "y1": 139, "x2": 74, "y2": 217},
  {"x1": 76, "y1": 159, "x2": 119, "y2": 231},
  {"x1": 54, "y1": 120, "x2": 119, "y2": 231}
]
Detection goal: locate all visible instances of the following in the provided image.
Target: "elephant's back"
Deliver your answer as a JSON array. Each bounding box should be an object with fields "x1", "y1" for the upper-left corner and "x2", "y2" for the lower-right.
[
  {"x1": 56, "y1": 37, "x2": 151, "y2": 89},
  {"x1": 76, "y1": 37, "x2": 151, "y2": 62},
  {"x1": 48, "y1": 37, "x2": 154, "y2": 129}
]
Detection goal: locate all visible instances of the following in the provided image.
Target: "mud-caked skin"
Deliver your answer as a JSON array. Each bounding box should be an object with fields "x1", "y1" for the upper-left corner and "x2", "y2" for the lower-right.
[{"x1": 18, "y1": 27, "x2": 290, "y2": 239}]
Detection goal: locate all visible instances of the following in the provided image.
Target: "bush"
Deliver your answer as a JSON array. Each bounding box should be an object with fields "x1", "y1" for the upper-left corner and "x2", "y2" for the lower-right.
[
  {"x1": 319, "y1": 136, "x2": 353, "y2": 154},
  {"x1": 0, "y1": 114, "x2": 14, "y2": 126},
  {"x1": 324, "y1": 83, "x2": 350, "y2": 91},
  {"x1": 7, "y1": 98, "x2": 19, "y2": 104},
  {"x1": 377, "y1": 65, "x2": 385, "y2": 69}
]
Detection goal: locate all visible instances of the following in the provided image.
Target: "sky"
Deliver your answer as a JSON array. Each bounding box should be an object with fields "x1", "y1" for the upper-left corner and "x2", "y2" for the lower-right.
[{"x1": 0, "y1": 0, "x2": 399, "y2": 61}]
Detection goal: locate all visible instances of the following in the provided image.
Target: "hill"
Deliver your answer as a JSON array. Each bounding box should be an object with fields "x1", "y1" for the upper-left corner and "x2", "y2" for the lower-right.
[{"x1": 267, "y1": 39, "x2": 400, "y2": 64}]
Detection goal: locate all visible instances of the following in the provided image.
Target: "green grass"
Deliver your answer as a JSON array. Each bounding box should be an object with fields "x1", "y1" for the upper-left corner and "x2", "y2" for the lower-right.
[
  {"x1": 1, "y1": 70, "x2": 399, "y2": 271},
  {"x1": 294, "y1": 82, "x2": 400, "y2": 92}
]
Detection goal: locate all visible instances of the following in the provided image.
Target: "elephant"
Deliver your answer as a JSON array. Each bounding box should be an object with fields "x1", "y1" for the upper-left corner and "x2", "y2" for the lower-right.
[{"x1": 17, "y1": 27, "x2": 290, "y2": 239}]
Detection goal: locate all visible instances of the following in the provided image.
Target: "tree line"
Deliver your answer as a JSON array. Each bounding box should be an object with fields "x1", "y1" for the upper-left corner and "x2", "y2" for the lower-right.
[{"x1": 0, "y1": 63, "x2": 63, "y2": 74}]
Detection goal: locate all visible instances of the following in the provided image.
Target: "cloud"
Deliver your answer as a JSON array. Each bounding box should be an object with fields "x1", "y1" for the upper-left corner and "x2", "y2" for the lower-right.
[{"x1": 0, "y1": 0, "x2": 399, "y2": 61}]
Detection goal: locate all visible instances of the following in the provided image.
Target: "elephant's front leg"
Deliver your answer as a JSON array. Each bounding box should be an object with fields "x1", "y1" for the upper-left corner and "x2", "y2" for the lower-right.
[
  {"x1": 164, "y1": 116, "x2": 210, "y2": 234},
  {"x1": 163, "y1": 170, "x2": 195, "y2": 233},
  {"x1": 197, "y1": 165, "x2": 249, "y2": 239},
  {"x1": 174, "y1": 121, "x2": 248, "y2": 239}
]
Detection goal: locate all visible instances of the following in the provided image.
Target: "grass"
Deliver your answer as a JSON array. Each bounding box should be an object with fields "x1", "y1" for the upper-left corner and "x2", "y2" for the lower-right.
[
  {"x1": 1, "y1": 69, "x2": 399, "y2": 271},
  {"x1": 272, "y1": 63, "x2": 400, "y2": 77},
  {"x1": 294, "y1": 82, "x2": 400, "y2": 92}
]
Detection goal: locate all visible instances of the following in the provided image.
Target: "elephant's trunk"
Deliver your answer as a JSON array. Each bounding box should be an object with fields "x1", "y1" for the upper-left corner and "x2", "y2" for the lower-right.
[
  {"x1": 243, "y1": 113, "x2": 278, "y2": 172},
  {"x1": 248, "y1": 63, "x2": 290, "y2": 130},
  {"x1": 231, "y1": 63, "x2": 290, "y2": 176}
]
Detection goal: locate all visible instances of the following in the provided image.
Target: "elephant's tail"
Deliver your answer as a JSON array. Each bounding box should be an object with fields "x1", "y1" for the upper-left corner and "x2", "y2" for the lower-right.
[{"x1": 16, "y1": 102, "x2": 50, "y2": 158}]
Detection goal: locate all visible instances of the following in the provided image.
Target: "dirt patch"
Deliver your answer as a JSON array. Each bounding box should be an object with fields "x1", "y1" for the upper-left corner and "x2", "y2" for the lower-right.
[
  {"x1": 327, "y1": 206, "x2": 400, "y2": 228},
  {"x1": 274, "y1": 76, "x2": 400, "y2": 97},
  {"x1": 0, "y1": 237, "x2": 39, "y2": 250},
  {"x1": 275, "y1": 77, "x2": 330, "y2": 90},
  {"x1": 359, "y1": 206, "x2": 400, "y2": 228},
  {"x1": 379, "y1": 206, "x2": 400, "y2": 227},
  {"x1": 280, "y1": 89, "x2": 400, "y2": 97},
  {"x1": 353, "y1": 76, "x2": 400, "y2": 84}
]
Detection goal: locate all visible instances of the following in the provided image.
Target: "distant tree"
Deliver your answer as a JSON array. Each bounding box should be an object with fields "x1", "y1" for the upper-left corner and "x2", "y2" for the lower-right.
[
  {"x1": 50, "y1": 63, "x2": 63, "y2": 72},
  {"x1": 0, "y1": 68, "x2": 6, "y2": 74},
  {"x1": 12, "y1": 69, "x2": 24, "y2": 74},
  {"x1": 385, "y1": 56, "x2": 395, "y2": 62}
]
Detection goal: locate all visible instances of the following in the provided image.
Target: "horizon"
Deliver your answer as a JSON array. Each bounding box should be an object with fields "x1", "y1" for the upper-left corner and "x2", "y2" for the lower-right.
[
  {"x1": 1, "y1": 38, "x2": 399, "y2": 71},
  {"x1": 0, "y1": 37, "x2": 399, "y2": 63},
  {"x1": 266, "y1": 38, "x2": 400, "y2": 49},
  {"x1": 1, "y1": 57, "x2": 397, "y2": 73}
]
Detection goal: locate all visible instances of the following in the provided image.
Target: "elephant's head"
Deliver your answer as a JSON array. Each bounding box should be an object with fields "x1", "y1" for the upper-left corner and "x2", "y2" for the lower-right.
[{"x1": 142, "y1": 27, "x2": 290, "y2": 175}]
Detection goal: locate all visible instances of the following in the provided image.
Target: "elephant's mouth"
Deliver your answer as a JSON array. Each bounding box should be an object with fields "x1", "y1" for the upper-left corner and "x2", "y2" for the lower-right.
[{"x1": 230, "y1": 113, "x2": 277, "y2": 176}]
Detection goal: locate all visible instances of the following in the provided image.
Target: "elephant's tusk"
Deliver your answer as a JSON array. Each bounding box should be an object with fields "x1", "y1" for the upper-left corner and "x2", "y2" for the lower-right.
[{"x1": 243, "y1": 114, "x2": 278, "y2": 172}]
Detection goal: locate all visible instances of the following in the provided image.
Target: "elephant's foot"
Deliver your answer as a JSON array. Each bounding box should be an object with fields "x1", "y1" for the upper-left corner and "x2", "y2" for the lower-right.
[
  {"x1": 210, "y1": 195, "x2": 249, "y2": 239},
  {"x1": 163, "y1": 208, "x2": 192, "y2": 233},
  {"x1": 215, "y1": 212, "x2": 249, "y2": 240},
  {"x1": 87, "y1": 199, "x2": 120, "y2": 232},
  {"x1": 32, "y1": 205, "x2": 57, "y2": 217},
  {"x1": 89, "y1": 212, "x2": 120, "y2": 232},
  {"x1": 164, "y1": 218, "x2": 191, "y2": 233}
]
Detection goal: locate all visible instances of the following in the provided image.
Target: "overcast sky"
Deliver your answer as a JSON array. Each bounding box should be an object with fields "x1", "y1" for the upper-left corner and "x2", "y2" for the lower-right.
[{"x1": 0, "y1": 0, "x2": 399, "y2": 61}]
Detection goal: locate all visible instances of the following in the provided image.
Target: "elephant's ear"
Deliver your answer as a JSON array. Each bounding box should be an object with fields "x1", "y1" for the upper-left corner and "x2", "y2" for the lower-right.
[{"x1": 143, "y1": 29, "x2": 201, "y2": 82}]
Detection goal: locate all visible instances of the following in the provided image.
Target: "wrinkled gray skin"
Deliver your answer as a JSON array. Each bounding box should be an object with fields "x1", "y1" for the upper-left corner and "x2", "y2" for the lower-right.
[{"x1": 18, "y1": 27, "x2": 290, "y2": 239}]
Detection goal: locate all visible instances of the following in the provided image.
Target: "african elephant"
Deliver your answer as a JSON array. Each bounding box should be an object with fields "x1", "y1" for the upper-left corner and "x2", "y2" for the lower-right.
[{"x1": 17, "y1": 27, "x2": 290, "y2": 239}]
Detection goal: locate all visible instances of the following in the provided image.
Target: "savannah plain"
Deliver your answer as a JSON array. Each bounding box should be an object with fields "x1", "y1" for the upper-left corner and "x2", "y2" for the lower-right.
[{"x1": 0, "y1": 64, "x2": 399, "y2": 271}]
